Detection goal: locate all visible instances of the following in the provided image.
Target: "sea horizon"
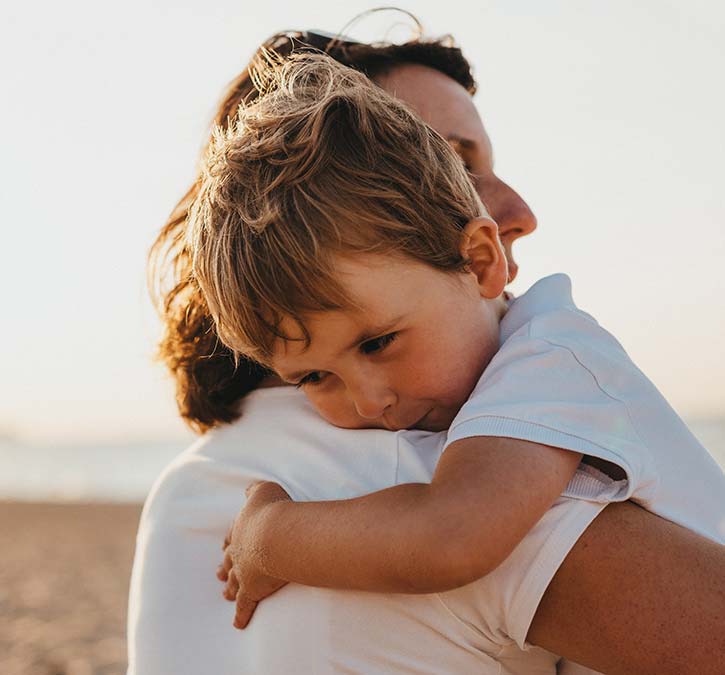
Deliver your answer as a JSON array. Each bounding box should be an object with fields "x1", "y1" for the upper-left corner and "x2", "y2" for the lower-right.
[{"x1": 1, "y1": 417, "x2": 724, "y2": 504}]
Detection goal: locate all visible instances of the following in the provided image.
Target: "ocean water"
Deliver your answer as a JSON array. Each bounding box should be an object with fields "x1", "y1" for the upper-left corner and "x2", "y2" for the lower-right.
[
  {"x1": 0, "y1": 440, "x2": 184, "y2": 503},
  {"x1": 1, "y1": 419, "x2": 724, "y2": 503}
]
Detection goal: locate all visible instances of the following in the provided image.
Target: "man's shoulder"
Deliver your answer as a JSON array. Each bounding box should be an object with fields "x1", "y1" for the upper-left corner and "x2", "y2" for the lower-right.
[
  {"x1": 143, "y1": 387, "x2": 405, "y2": 506},
  {"x1": 137, "y1": 390, "x2": 312, "y2": 521}
]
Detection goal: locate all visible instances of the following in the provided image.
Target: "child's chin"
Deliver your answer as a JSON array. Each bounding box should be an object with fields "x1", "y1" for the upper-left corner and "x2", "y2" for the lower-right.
[
  {"x1": 410, "y1": 409, "x2": 452, "y2": 433},
  {"x1": 327, "y1": 416, "x2": 391, "y2": 431},
  {"x1": 413, "y1": 420, "x2": 448, "y2": 432},
  {"x1": 324, "y1": 409, "x2": 453, "y2": 433}
]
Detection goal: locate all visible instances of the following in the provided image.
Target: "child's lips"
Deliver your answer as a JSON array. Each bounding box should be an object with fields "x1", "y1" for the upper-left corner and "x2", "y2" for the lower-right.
[
  {"x1": 413, "y1": 411, "x2": 431, "y2": 429},
  {"x1": 413, "y1": 408, "x2": 456, "y2": 432},
  {"x1": 382, "y1": 410, "x2": 431, "y2": 431}
]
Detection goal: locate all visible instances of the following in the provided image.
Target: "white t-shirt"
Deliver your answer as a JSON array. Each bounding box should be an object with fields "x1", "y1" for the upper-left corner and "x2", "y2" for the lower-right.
[
  {"x1": 127, "y1": 386, "x2": 606, "y2": 674},
  {"x1": 447, "y1": 273, "x2": 725, "y2": 544}
]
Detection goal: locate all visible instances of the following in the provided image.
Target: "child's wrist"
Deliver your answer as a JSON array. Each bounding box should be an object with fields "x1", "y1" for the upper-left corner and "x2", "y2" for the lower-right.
[{"x1": 252, "y1": 499, "x2": 292, "y2": 577}]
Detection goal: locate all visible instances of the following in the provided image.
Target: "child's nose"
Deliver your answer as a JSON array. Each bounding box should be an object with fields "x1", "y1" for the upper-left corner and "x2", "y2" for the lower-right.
[{"x1": 350, "y1": 382, "x2": 396, "y2": 421}]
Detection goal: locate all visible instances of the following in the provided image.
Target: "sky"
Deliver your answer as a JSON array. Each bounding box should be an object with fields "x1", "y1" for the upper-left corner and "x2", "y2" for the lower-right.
[{"x1": 1, "y1": 0, "x2": 723, "y2": 444}]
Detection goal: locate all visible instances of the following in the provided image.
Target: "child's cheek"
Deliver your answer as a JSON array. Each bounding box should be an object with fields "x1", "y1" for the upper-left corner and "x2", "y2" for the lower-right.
[
  {"x1": 306, "y1": 388, "x2": 373, "y2": 430},
  {"x1": 403, "y1": 339, "x2": 455, "y2": 390}
]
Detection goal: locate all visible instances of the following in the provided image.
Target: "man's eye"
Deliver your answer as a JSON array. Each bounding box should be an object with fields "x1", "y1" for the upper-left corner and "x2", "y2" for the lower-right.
[
  {"x1": 464, "y1": 163, "x2": 481, "y2": 185},
  {"x1": 295, "y1": 371, "x2": 325, "y2": 388},
  {"x1": 360, "y1": 332, "x2": 398, "y2": 355}
]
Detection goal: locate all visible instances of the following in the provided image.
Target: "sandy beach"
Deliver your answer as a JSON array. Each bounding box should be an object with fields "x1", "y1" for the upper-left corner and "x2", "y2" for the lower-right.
[{"x1": 0, "y1": 501, "x2": 142, "y2": 675}]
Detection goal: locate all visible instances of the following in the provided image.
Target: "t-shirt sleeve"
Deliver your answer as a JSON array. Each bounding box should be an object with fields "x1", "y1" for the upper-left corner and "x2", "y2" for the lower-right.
[
  {"x1": 490, "y1": 496, "x2": 607, "y2": 651},
  {"x1": 445, "y1": 331, "x2": 647, "y2": 503},
  {"x1": 437, "y1": 493, "x2": 607, "y2": 653}
]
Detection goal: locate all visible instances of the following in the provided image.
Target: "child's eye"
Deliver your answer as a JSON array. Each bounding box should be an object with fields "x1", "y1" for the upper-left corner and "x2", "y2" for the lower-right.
[
  {"x1": 360, "y1": 332, "x2": 398, "y2": 355},
  {"x1": 295, "y1": 371, "x2": 326, "y2": 388}
]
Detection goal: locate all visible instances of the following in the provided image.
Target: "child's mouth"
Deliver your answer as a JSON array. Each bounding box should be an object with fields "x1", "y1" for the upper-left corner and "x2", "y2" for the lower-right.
[
  {"x1": 405, "y1": 409, "x2": 436, "y2": 431},
  {"x1": 380, "y1": 410, "x2": 431, "y2": 432}
]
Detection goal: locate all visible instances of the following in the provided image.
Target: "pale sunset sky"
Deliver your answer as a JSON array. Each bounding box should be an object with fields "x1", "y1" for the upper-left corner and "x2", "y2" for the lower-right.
[{"x1": 1, "y1": 1, "x2": 723, "y2": 444}]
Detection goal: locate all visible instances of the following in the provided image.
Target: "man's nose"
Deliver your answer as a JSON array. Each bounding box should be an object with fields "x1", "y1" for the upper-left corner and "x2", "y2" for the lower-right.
[
  {"x1": 481, "y1": 176, "x2": 537, "y2": 240},
  {"x1": 495, "y1": 187, "x2": 537, "y2": 242},
  {"x1": 349, "y1": 380, "x2": 396, "y2": 420},
  {"x1": 482, "y1": 177, "x2": 537, "y2": 282}
]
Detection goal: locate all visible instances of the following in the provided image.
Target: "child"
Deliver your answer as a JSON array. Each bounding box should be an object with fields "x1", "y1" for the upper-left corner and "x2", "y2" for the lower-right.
[{"x1": 187, "y1": 53, "x2": 725, "y2": 629}]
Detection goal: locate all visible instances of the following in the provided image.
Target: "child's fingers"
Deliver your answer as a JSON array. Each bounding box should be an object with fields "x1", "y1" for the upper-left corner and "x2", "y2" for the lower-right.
[
  {"x1": 217, "y1": 551, "x2": 233, "y2": 581},
  {"x1": 245, "y1": 481, "x2": 263, "y2": 497},
  {"x1": 233, "y1": 592, "x2": 258, "y2": 630},
  {"x1": 224, "y1": 569, "x2": 240, "y2": 601}
]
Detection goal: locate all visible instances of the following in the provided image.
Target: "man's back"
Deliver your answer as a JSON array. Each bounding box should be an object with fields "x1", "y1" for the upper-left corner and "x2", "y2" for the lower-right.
[{"x1": 128, "y1": 386, "x2": 604, "y2": 673}]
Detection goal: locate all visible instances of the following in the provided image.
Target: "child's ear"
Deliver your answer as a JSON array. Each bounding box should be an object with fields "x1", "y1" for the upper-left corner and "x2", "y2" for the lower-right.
[{"x1": 460, "y1": 217, "x2": 508, "y2": 298}]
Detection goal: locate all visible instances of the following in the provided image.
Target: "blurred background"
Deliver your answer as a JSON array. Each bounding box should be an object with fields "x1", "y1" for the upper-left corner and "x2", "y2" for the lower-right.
[{"x1": 1, "y1": 1, "x2": 723, "y2": 673}]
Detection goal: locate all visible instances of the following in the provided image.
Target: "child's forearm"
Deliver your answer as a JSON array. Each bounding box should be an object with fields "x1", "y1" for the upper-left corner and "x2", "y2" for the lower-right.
[
  {"x1": 254, "y1": 437, "x2": 581, "y2": 595},
  {"x1": 256, "y1": 482, "x2": 473, "y2": 593}
]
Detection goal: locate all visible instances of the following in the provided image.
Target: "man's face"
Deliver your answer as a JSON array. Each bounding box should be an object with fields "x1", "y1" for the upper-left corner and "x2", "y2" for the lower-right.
[
  {"x1": 376, "y1": 64, "x2": 537, "y2": 283},
  {"x1": 270, "y1": 253, "x2": 504, "y2": 432}
]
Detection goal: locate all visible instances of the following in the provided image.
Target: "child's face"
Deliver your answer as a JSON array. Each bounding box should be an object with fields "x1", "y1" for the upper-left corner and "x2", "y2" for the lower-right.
[{"x1": 270, "y1": 231, "x2": 507, "y2": 432}]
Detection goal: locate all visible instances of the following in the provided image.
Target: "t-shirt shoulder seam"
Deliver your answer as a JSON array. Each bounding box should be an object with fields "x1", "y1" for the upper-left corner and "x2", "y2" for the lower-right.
[{"x1": 535, "y1": 336, "x2": 650, "y2": 453}]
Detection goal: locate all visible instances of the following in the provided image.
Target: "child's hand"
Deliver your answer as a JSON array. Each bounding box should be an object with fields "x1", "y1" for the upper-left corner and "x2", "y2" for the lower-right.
[{"x1": 217, "y1": 481, "x2": 292, "y2": 629}]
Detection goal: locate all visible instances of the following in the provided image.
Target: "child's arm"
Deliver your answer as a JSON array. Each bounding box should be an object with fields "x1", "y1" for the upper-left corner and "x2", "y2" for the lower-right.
[{"x1": 222, "y1": 437, "x2": 581, "y2": 626}]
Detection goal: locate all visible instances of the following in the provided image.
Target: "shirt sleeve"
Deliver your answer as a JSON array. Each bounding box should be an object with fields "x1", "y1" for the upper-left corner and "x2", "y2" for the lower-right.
[
  {"x1": 445, "y1": 332, "x2": 647, "y2": 503},
  {"x1": 437, "y1": 493, "x2": 607, "y2": 652}
]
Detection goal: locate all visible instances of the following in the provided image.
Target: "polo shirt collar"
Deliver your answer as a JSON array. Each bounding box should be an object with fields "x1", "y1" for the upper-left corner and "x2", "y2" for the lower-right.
[{"x1": 499, "y1": 274, "x2": 576, "y2": 345}]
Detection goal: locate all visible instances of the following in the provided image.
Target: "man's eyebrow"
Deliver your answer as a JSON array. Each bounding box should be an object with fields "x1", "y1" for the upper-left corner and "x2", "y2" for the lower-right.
[
  {"x1": 278, "y1": 315, "x2": 406, "y2": 383},
  {"x1": 446, "y1": 134, "x2": 477, "y2": 150}
]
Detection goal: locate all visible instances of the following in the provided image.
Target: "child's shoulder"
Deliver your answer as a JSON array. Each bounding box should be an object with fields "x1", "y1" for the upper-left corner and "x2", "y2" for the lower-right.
[{"x1": 503, "y1": 274, "x2": 629, "y2": 366}]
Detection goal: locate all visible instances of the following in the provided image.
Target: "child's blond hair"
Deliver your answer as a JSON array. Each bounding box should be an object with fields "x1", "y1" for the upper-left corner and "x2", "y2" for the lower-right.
[{"x1": 189, "y1": 52, "x2": 484, "y2": 364}]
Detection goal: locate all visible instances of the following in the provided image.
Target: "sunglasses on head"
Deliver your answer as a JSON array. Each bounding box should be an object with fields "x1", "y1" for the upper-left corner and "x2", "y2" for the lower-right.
[{"x1": 265, "y1": 29, "x2": 362, "y2": 57}]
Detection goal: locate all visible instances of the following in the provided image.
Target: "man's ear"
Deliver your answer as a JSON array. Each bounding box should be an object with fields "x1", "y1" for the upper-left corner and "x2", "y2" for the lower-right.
[{"x1": 459, "y1": 217, "x2": 508, "y2": 298}]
